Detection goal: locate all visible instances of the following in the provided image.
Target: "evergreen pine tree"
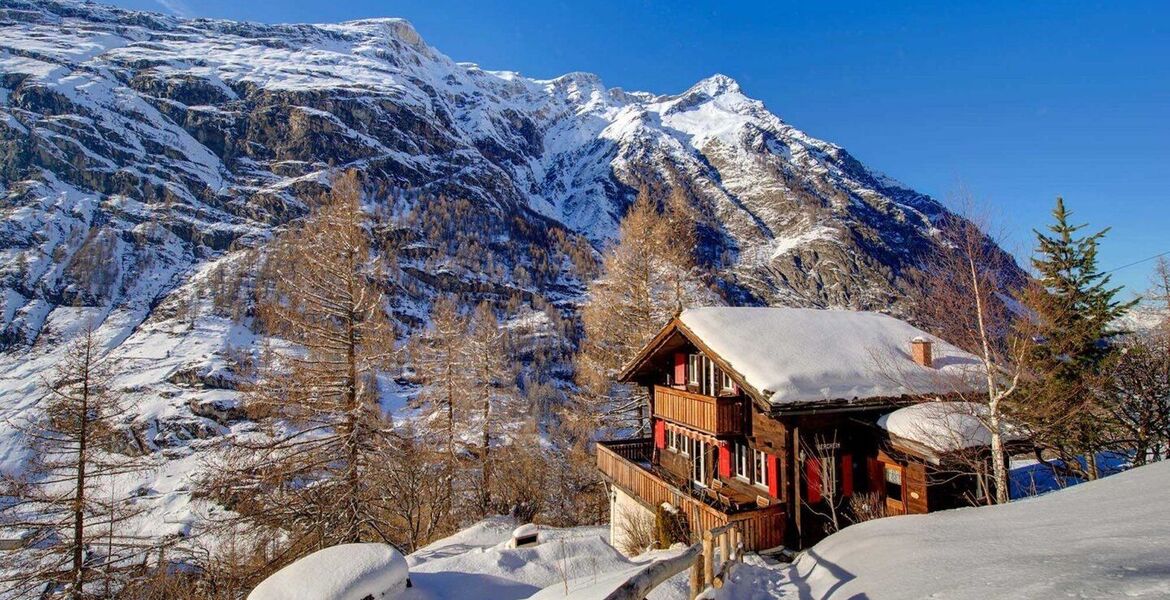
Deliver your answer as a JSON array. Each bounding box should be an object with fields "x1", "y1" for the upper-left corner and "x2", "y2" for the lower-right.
[{"x1": 1022, "y1": 197, "x2": 1136, "y2": 479}]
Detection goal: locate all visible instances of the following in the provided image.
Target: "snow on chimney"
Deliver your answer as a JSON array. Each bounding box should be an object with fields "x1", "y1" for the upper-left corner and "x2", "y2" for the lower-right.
[{"x1": 910, "y1": 337, "x2": 933, "y2": 368}]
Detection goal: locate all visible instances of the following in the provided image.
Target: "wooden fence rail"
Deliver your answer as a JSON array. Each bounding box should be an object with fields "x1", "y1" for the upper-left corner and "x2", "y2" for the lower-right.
[
  {"x1": 603, "y1": 524, "x2": 745, "y2": 600},
  {"x1": 653, "y1": 386, "x2": 744, "y2": 436},
  {"x1": 597, "y1": 441, "x2": 786, "y2": 551}
]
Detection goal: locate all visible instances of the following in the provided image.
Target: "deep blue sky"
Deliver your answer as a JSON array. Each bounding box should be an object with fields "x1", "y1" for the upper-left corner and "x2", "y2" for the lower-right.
[{"x1": 111, "y1": 0, "x2": 1169, "y2": 296}]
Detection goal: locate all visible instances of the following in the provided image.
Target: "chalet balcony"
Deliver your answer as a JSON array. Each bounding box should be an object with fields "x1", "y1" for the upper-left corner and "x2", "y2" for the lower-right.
[
  {"x1": 653, "y1": 385, "x2": 744, "y2": 437},
  {"x1": 597, "y1": 438, "x2": 785, "y2": 551}
]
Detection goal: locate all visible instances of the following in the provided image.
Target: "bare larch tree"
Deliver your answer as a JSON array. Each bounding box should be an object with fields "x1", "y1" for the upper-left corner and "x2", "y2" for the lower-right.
[
  {"x1": 465, "y1": 301, "x2": 520, "y2": 515},
  {"x1": 1, "y1": 325, "x2": 149, "y2": 599},
  {"x1": 574, "y1": 187, "x2": 715, "y2": 438},
  {"x1": 210, "y1": 170, "x2": 397, "y2": 558}
]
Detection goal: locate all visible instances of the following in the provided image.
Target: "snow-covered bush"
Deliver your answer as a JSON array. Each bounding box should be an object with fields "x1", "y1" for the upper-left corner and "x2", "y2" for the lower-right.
[{"x1": 247, "y1": 544, "x2": 408, "y2": 600}]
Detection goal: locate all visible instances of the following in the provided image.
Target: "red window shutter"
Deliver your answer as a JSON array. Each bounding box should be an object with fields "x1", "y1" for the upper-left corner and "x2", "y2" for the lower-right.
[
  {"x1": 868, "y1": 458, "x2": 884, "y2": 494},
  {"x1": 842, "y1": 453, "x2": 854, "y2": 497},
  {"x1": 767, "y1": 454, "x2": 779, "y2": 498},
  {"x1": 805, "y1": 457, "x2": 823, "y2": 504},
  {"x1": 673, "y1": 352, "x2": 686, "y2": 387},
  {"x1": 718, "y1": 442, "x2": 731, "y2": 478},
  {"x1": 653, "y1": 420, "x2": 666, "y2": 449}
]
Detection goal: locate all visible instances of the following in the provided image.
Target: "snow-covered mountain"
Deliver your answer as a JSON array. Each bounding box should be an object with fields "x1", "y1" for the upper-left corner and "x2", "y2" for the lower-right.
[
  {"x1": 0, "y1": 0, "x2": 1018, "y2": 543},
  {"x1": 1, "y1": 0, "x2": 969, "y2": 338}
]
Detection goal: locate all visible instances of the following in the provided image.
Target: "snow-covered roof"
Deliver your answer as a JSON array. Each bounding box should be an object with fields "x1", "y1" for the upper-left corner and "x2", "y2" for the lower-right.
[
  {"x1": 877, "y1": 401, "x2": 1026, "y2": 454},
  {"x1": 676, "y1": 307, "x2": 983, "y2": 405},
  {"x1": 247, "y1": 543, "x2": 408, "y2": 600}
]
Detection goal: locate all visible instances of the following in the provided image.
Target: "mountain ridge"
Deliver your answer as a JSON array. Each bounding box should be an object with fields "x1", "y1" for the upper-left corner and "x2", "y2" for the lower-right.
[{"x1": 0, "y1": 0, "x2": 1020, "y2": 516}]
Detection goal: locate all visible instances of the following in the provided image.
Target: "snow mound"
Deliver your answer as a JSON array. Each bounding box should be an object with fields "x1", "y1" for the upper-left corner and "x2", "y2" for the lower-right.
[
  {"x1": 248, "y1": 543, "x2": 408, "y2": 600},
  {"x1": 877, "y1": 401, "x2": 1026, "y2": 453},
  {"x1": 402, "y1": 517, "x2": 689, "y2": 600},
  {"x1": 679, "y1": 307, "x2": 984, "y2": 405},
  {"x1": 777, "y1": 460, "x2": 1170, "y2": 599}
]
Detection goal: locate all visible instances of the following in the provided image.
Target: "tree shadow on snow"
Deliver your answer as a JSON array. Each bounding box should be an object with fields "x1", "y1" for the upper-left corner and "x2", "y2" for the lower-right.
[
  {"x1": 784, "y1": 549, "x2": 868, "y2": 600},
  {"x1": 404, "y1": 570, "x2": 539, "y2": 600}
]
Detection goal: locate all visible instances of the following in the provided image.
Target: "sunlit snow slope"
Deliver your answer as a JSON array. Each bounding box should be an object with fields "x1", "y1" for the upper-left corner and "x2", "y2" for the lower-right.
[{"x1": 763, "y1": 460, "x2": 1170, "y2": 599}]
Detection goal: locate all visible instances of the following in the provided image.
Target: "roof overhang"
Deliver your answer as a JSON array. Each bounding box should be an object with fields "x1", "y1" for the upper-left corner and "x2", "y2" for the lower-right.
[
  {"x1": 618, "y1": 317, "x2": 772, "y2": 412},
  {"x1": 618, "y1": 317, "x2": 973, "y2": 415}
]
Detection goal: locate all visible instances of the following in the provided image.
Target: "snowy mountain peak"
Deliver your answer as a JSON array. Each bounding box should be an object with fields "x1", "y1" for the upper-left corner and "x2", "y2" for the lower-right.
[
  {"x1": 686, "y1": 73, "x2": 743, "y2": 97},
  {"x1": 340, "y1": 17, "x2": 427, "y2": 51}
]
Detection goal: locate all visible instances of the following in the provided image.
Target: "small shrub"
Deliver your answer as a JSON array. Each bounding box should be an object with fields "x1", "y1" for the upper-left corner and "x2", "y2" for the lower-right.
[
  {"x1": 654, "y1": 503, "x2": 690, "y2": 548},
  {"x1": 616, "y1": 506, "x2": 656, "y2": 555},
  {"x1": 847, "y1": 492, "x2": 887, "y2": 524}
]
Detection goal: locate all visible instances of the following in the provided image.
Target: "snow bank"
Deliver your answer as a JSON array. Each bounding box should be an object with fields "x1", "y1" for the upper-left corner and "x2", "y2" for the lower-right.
[
  {"x1": 401, "y1": 517, "x2": 689, "y2": 600},
  {"x1": 877, "y1": 401, "x2": 1025, "y2": 453},
  {"x1": 248, "y1": 544, "x2": 408, "y2": 600},
  {"x1": 776, "y1": 460, "x2": 1170, "y2": 599},
  {"x1": 679, "y1": 307, "x2": 983, "y2": 405}
]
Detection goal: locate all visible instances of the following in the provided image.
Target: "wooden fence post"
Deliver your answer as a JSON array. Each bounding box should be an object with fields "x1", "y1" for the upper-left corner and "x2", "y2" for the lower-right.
[
  {"x1": 702, "y1": 533, "x2": 714, "y2": 588},
  {"x1": 689, "y1": 558, "x2": 702, "y2": 599}
]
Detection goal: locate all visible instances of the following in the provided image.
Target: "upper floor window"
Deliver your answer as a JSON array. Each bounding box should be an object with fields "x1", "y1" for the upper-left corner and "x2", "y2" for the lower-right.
[
  {"x1": 754, "y1": 448, "x2": 769, "y2": 490},
  {"x1": 721, "y1": 370, "x2": 735, "y2": 393},
  {"x1": 734, "y1": 442, "x2": 750, "y2": 480},
  {"x1": 688, "y1": 353, "x2": 731, "y2": 396}
]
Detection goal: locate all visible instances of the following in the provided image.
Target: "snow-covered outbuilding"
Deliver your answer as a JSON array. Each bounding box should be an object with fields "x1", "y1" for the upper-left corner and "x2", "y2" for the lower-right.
[
  {"x1": 877, "y1": 401, "x2": 1028, "y2": 459},
  {"x1": 598, "y1": 307, "x2": 1023, "y2": 551}
]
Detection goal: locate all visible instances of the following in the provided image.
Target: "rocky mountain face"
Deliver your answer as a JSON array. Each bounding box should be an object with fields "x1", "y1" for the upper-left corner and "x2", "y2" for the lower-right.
[
  {"x1": 0, "y1": 0, "x2": 1014, "y2": 534},
  {"x1": 1, "y1": 0, "x2": 963, "y2": 340}
]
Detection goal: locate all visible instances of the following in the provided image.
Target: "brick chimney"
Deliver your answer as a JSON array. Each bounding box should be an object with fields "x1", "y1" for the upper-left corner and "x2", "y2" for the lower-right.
[{"x1": 910, "y1": 337, "x2": 933, "y2": 368}]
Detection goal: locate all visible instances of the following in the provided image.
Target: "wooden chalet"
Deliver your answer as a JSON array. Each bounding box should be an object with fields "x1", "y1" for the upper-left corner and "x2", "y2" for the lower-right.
[{"x1": 597, "y1": 307, "x2": 1010, "y2": 552}]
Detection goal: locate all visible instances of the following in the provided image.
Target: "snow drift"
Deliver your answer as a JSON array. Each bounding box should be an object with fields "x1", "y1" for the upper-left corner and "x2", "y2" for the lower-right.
[
  {"x1": 779, "y1": 460, "x2": 1170, "y2": 599},
  {"x1": 400, "y1": 517, "x2": 691, "y2": 600}
]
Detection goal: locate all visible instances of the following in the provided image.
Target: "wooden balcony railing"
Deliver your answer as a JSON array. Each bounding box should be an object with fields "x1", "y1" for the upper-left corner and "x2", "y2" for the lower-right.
[
  {"x1": 597, "y1": 440, "x2": 785, "y2": 551},
  {"x1": 653, "y1": 385, "x2": 744, "y2": 437}
]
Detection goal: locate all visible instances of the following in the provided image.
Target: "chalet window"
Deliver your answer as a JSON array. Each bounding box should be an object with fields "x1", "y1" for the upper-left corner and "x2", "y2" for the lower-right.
[
  {"x1": 753, "y1": 448, "x2": 769, "y2": 489},
  {"x1": 734, "y1": 442, "x2": 750, "y2": 480},
  {"x1": 691, "y1": 439, "x2": 709, "y2": 488},
  {"x1": 720, "y1": 371, "x2": 735, "y2": 393},
  {"x1": 687, "y1": 353, "x2": 722, "y2": 396},
  {"x1": 666, "y1": 430, "x2": 678, "y2": 452},
  {"x1": 884, "y1": 465, "x2": 903, "y2": 502}
]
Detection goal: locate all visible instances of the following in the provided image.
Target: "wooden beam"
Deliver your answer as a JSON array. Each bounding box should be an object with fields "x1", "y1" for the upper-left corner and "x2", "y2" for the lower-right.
[
  {"x1": 689, "y1": 556, "x2": 702, "y2": 600},
  {"x1": 792, "y1": 425, "x2": 802, "y2": 539},
  {"x1": 602, "y1": 542, "x2": 701, "y2": 600},
  {"x1": 702, "y1": 533, "x2": 715, "y2": 588}
]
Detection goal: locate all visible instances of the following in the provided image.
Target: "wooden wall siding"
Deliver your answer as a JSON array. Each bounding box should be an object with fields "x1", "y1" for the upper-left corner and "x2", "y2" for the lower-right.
[
  {"x1": 905, "y1": 462, "x2": 929, "y2": 514},
  {"x1": 598, "y1": 441, "x2": 786, "y2": 551},
  {"x1": 601, "y1": 437, "x2": 654, "y2": 464},
  {"x1": 751, "y1": 410, "x2": 787, "y2": 446},
  {"x1": 654, "y1": 385, "x2": 744, "y2": 436},
  {"x1": 659, "y1": 447, "x2": 691, "y2": 482}
]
